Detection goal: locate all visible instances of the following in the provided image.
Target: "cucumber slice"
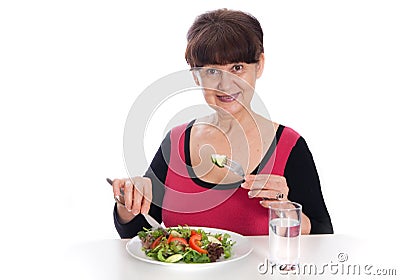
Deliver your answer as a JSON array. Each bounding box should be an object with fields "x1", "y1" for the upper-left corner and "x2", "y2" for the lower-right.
[
  {"x1": 207, "y1": 235, "x2": 222, "y2": 245},
  {"x1": 169, "y1": 230, "x2": 182, "y2": 238},
  {"x1": 165, "y1": 253, "x2": 183, "y2": 263},
  {"x1": 211, "y1": 154, "x2": 227, "y2": 168},
  {"x1": 157, "y1": 249, "x2": 166, "y2": 262}
]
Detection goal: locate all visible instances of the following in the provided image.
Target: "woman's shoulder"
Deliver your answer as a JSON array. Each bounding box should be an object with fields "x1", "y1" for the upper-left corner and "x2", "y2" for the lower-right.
[
  {"x1": 168, "y1": 119, "x2": 195, "y2": 133},
  {"x1": 254, "y1": 115, "x2": 301, "y2": 139},
  {"x1": 273, "y1": 123, "x2": 313, "y2": 156},
  {"x1": 276, "y1": 123, "x2": 302, "y2": 139}
]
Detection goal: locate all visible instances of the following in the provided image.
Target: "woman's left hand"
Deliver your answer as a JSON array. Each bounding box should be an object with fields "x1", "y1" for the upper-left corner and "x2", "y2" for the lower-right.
[
  {"x1": 241, "y1": 174, "x2": 289, "y2": 207},
  {"x1": 242, "y1": 174, "x2": 312, "y2": 234}
]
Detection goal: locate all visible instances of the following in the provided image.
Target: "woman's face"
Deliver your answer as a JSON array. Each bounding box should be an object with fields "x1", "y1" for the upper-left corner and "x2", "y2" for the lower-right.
[{"x1": 193, "y1": 54, "x2": 264, "y2": 117}]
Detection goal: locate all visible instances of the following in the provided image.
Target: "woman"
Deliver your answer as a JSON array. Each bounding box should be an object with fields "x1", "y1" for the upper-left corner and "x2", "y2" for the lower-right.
[{"x1": 112, "y1": 9, "x2": 333, "y2": 237}]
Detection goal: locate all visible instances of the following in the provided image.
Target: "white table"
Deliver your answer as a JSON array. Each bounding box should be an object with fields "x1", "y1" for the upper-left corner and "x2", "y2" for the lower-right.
[{"x1": 64, "y1": 234, "x2": 399, "y2": 279}]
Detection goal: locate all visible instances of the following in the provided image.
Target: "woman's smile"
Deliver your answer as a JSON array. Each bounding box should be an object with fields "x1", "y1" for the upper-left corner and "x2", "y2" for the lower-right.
[{"x1": 216, "y1": 92, "x2": 240, "y2": 103}]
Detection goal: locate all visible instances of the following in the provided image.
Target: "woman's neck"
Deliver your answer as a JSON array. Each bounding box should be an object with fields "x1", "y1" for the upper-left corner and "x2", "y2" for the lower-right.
[{"x1": 210, "y1": 109, "x2": 256, "y2": 134}]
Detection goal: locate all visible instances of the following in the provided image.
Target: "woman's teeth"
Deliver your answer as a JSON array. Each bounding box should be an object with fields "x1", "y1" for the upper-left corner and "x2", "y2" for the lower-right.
[{"x1": 217, "y1": 93, "x2": 239, "y2": 102}]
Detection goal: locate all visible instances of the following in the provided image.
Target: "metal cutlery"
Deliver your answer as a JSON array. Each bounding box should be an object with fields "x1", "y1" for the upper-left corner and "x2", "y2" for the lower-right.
[
  {"x1": 223, "y1": 157, "x2": 245, "y2": 177},
  {"x1": 210, "y1": 155, "x2": 281, "y2": 200},
  {"x1": 211, "y1": 154, "x2": 245, "y2": 177},
  {"x1": 106, "y1": 177, "x2": 164, "y2": 229}
]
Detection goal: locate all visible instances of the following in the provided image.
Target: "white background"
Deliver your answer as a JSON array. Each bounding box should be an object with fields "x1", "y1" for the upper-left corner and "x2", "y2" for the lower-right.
[{"x1": 1, "y1": 0, "x2": 399, "y2": 278}]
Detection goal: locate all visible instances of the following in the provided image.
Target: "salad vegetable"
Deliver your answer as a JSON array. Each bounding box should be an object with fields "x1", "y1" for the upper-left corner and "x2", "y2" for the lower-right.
[
  {"x1": 211, "y1": 154, "x2": 227, "y2": 168},
  {"x1": 137, "y1": 225, "x2": 235, "y2": 263}
]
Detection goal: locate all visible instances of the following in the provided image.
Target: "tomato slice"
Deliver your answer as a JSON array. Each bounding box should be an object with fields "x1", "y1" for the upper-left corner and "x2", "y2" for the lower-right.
[
  {"x1": 167, "y1": 234, "x2": 174, "y2": 244},
  {"x1": 190, "y1": 230, "x2": 202, "y2": 240},
  {"x1": 189, "y1": 235, "x2": 207, "y2": 254},
  {"x1": 150, "y1": 235, "x2": 163, "y2": 249},
  {"x1": 169, "y1": 237, "x2": 188, "y2": 246}
]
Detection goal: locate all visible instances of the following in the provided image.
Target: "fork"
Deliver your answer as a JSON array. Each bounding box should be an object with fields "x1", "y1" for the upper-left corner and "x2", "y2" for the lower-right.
[
  {"x1": 221, "y1": 158, "x2": 277, "y2": 200},
  {"x1": 106, "y1": 178, "x2": 165, "y2": 229},
  {"x1": 211, "y1": 156, "x2": 283, "y2": 203},
  {"x1": 222, "y1": 157, "x2": 245, "y2": 178}
]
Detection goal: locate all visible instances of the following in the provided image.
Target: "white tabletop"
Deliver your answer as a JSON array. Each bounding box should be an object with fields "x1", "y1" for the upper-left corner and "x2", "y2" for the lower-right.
[{"x1": 64, "y1": 234, "x2": 398, "y2": 279}]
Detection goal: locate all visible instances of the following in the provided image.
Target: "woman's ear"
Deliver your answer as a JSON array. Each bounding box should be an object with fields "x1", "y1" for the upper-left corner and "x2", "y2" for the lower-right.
[{"x1": 256, "y1": 53, "x2": 265, "y2": 79}]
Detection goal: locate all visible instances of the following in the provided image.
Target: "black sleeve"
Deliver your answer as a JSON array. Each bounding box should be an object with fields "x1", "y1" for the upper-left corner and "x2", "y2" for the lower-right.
[
  {"x1": 284, "y1": 137, "x2": 334, "y2": 234},
  {"x1": 113, "y1": 131, "x2": 171, "y2": 238}
]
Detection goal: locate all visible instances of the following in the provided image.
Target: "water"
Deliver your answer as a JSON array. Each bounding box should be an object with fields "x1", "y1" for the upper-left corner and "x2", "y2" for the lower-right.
[{"x1": 269, "y1": 218, "x2": 301, "y2": 269}]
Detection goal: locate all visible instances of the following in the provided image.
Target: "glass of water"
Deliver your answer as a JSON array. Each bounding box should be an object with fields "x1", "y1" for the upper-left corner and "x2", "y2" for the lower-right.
[{"x1": 268, "y1": 201, "x2": 302, "y2": 271}]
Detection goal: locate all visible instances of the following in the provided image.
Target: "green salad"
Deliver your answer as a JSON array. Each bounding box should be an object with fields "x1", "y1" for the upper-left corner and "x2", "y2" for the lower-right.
[{"x1": 137, "y1": 225, "x2": 235, "y2": 263}]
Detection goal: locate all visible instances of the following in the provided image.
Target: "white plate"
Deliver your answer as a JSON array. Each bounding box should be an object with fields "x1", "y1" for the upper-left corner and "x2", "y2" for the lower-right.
[{"x1": 126, "y1": 226, "x2": 253, "y2": 267}]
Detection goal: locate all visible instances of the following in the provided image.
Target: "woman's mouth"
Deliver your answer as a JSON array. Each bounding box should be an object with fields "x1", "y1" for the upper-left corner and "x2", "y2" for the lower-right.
[{"x1": 216, "y1": 93, "x2": 240, "y2": 103}]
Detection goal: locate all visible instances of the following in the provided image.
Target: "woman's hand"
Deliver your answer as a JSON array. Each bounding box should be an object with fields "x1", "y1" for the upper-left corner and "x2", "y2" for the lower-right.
[
  {"x1": 241, "y1": 174, "x2": 289, "y2": 207},
  {"x1": 242, "y1": 174, "x2": 311, "y2": 234},
  {"x1": 111, "y1": 177, "x2": 152, "y2": 223}
]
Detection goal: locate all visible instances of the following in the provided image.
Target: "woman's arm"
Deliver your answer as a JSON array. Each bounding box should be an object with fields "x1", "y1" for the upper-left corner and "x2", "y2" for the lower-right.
[
  {"x1": 113, "y1": 131, "x2": 171, "y2": 238},
  {"x1": 284, "y1": 137, "x2": 333, "y2": 234}
]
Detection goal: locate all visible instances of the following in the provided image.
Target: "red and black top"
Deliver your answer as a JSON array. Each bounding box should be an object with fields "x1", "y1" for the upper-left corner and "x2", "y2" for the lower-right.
[{"x1": 114, "y1": 120, "x2": 333, "y2": 237}]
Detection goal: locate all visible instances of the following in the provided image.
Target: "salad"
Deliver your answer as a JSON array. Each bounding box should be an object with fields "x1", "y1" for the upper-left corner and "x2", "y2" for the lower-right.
[
  {"x1": 211, "y1": 153, "x2": 227, "y2": 168},
  {"x1": 137, "y1": 225, "x2": 236, "y2": 263}
]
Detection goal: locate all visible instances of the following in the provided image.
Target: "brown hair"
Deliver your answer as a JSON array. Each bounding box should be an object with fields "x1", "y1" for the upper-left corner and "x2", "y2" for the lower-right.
[{"x1": 185, "y1": 9, "x2": 264, "y2": 68}]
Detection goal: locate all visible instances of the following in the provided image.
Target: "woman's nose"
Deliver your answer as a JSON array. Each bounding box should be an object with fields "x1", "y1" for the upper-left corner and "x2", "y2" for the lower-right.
[{"x1": 217, "y1": 71, "x2": 233, "y2": 92}]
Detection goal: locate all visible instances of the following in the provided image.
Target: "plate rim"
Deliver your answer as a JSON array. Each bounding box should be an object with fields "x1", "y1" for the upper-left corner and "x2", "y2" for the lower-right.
[{"x1": 125, "y1": 226, "x2": 253, "y2": 266}]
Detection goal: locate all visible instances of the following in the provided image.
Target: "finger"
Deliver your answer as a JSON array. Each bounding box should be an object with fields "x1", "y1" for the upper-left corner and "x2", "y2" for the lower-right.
[
  {"x1": 259, "y1": 199, "x2": 274, "y2": 208},
  {"x1": 112, "y1": 179, "x2": 123, "y2": 197},
  {"x1": 132, "y1": 181, "x2": 144, "y2": 215},
  {"x1": 243, "y1": 175, "x2": 259, "y2": 187},
  {"x1": 140, "y1": 178, "x2": 152, "y2": 214},
  {"x1": 264, "y1": 175, "x2": 288, "y2": 191},
  {"x1": 256, "y1": 175, "x2": 288, "y2": 193},
  {"x1": 241, "y1": 181, "x2": 251, "y2": 189},
  {"x1": 258, "y1": 197, "x2": 288, "y2": 208},
  {"x1": 241, "y1": 178, "x2": 266, "y2": 190},
  {"x1": 242, "y1": 174, "x2": 271, "y2": 189},
  {"x1": 248, "y1": 189, "x2": 281, "y2": 199},
  {"x1": 124, "y1": 179, "x2": 134, "y2": 211},
  {"x1": 244, "y1": 174, "x2": 256, "y2": 181},
  {"x1": 250, "y1": 178, "x2": 270, "y2": 190},
  {"x1": 244, "y1": 174, "x2": 270, "y2": 182}
]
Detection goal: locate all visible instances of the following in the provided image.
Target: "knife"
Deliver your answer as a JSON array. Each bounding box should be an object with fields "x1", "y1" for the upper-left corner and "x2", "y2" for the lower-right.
[
  {"x1": 142, "y1": 213, "x2": 164, "y2": 229},
  {"x1": 106, "y1": 178, "x2": 165, "y2": 229}
]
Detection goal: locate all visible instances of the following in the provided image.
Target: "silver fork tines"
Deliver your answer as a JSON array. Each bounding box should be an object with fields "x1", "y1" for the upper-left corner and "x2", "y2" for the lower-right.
[{"x1": 224, "y1": 157, "x2": 245, "y2": 178}]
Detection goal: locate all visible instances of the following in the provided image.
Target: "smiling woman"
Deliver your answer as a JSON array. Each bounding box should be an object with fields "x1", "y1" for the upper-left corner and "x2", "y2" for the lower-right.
[
  {"x1": 186, "y1": 9, "x2": 264, "y2": 116},
  {"x1": 191, "y1": 61, "x2": 263, "y2": 117},
  {"x1": 111, "y1": 8, "x2": 333, "y2": 237}
]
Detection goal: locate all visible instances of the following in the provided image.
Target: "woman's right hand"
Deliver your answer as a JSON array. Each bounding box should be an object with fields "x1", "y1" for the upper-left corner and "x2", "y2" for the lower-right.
[{"x1": 111, "y1": 177, "x2": 152, "y2": 223}]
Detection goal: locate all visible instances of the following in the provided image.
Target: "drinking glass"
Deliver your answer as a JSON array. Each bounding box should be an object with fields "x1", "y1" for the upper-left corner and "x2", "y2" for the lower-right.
[{"x1": 269, "y1": 201, "x2": 302, "y2": 271}]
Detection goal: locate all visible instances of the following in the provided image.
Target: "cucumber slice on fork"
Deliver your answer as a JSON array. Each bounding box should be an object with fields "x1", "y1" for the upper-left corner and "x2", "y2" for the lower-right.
[
  {"x1": 211, "y1": 154, "x2": 227, "y2": 168},
  {"x1": 211, "y1": 154, "x2": 245, "y2": 177}
]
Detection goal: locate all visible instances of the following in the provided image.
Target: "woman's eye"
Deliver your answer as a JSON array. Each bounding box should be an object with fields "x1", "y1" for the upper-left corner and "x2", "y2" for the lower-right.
[
  {"x1": 206, "y1": 68, "x2": 220, "y2": 76},
  {"x1": 232, "y1": 65, "x2": 243, "y2": 72}
]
